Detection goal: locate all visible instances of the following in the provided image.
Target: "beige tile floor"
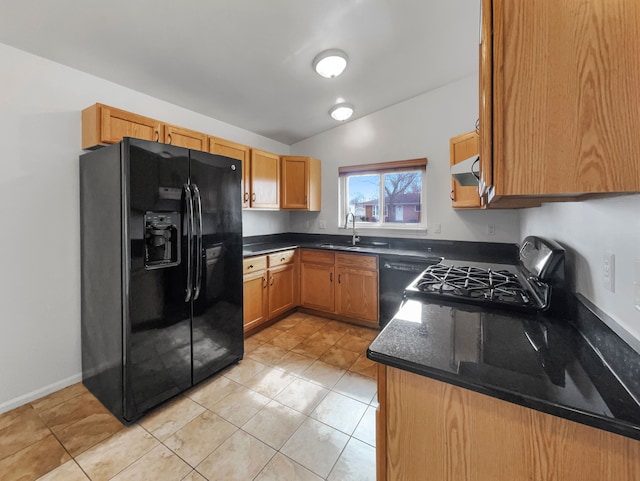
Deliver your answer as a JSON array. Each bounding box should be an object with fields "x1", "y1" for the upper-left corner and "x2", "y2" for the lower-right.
[{"x1": 0, "y1": 312, "x2": 379, "y2": 481}]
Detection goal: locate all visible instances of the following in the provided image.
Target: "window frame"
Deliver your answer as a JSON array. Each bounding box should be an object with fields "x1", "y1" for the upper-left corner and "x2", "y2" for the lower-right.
[{"x1": 338, "y1": 158, "x2": 428, "y2": 231}]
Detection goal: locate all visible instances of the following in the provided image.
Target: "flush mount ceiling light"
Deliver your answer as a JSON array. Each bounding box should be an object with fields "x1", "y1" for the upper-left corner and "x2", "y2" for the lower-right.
[
  {"x1": 313, "y1": 49, "x2": 349, "y2": 78},
  {"x1": 329, "y1": 103, "x2": 354, "y2": 121}
]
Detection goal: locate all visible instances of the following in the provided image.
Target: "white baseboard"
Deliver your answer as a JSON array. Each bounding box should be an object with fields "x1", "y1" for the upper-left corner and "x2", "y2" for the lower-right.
[{"x1": 0, "y1": 373, "x2": 83, "y2": 414}]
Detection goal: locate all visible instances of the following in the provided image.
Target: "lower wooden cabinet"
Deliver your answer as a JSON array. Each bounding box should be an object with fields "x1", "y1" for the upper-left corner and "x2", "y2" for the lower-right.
[
  {"x1": 243, "y1": 269, "x2": 268, "y2": 330},
  {"x1": 377, "y1": 365, "x2": 640, "y2": 481},
  {"x1": 335, "y1": 253, "x2": 378, "y2": 324},
  {"x1": 300, "y1": 249, "x2": 378, "y2": 327},
  {"x1": 243, "y1": 250, "x2": 298, "y2": 332},
  {"x1": 300, "y1": 250, "x2": 336, "y2": 312}
]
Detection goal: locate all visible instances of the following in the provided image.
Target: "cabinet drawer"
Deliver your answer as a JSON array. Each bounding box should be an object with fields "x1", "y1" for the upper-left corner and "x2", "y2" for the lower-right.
[
  {"x1": 301, "y1": 249, "x2": 335, "y2": 265},
  {"x1": 268, "y1": 249, "x2": 297, "y2": 268},
  {"x1": 243, "y1": 256, "x2": 267, "y2": 274},
  {"x1": 336, "y1": 253, "x2": 377, "y2": 271}
]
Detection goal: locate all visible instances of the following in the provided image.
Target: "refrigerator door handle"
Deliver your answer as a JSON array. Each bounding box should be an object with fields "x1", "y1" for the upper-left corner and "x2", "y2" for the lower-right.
[
  {"x1": 192, "y1": 183, "x2": 204, "y2": 300},
  {"x1": 184, "y1": 183, "x2": 194, "y2": 302}
]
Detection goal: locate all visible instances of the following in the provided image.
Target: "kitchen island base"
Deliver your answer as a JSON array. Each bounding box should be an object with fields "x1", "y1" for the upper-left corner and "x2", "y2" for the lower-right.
[{"x1": 376, "y1": 365, "x2": 640, "y2": 481}]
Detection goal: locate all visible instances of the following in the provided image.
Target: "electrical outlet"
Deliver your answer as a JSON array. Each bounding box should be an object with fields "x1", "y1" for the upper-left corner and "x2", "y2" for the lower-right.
[
  {"x1": 488, "y1": 225, "x2": 496, "y2": 236},
  {"x1": 432, "y1": 223, "x2": 441, "y2": 234},
  {"x1": 318, "y1": 220, "x2": 326, "y2": 229},
  {"x1": 603, "y1": 252, "x2": 615, "y2": 292}
]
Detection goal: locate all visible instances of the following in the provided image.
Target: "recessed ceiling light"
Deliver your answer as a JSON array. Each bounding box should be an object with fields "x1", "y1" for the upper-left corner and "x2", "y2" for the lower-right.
[
  {"x1": 329, "y1": 103, "x2": 354, "y2": 121},
  {"x1": 313, "y1": 49, "x2": 349, "y2": 78}
]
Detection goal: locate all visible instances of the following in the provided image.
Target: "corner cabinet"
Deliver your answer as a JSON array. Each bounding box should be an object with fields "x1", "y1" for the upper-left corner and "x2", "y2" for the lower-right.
[
  {"x1": 450, "y1": 131, "x2": 481, "y2": 209},
  {"x1": 281, "y1": 156, "x2": 321, "y2": 211},
  {"x1": 249, "y1": 149, "x2": 280, "y2": 209},
  {"x1": 480, "y1": 0, "x2": 640, "y2": 207}
]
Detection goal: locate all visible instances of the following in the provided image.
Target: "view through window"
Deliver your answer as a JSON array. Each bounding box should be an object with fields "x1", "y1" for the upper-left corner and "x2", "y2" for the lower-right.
[{"x1": 339, "y1": 159, "x2": 427, "y2": 229}]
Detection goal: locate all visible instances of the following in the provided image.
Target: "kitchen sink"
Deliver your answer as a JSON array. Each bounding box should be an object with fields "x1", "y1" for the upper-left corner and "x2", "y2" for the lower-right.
[{"x1": 319, "y1": 241, "x2": 390, "y2": 250}]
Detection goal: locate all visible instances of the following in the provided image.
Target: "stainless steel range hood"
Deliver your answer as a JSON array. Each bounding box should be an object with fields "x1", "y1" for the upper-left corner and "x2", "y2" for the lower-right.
[{"x1": 451, "y1": 155, "x2": 480, "y2": 186}]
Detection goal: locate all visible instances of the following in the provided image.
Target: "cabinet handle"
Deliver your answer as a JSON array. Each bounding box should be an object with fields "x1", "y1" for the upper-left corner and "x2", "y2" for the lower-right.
[
  {"x1": 280, "y1": 257, "x2": 285, "y2": 262},
  {"x1": 270, "y1": 275, "x2": 274, "y2": 286},
  {"x1": 330, "y1": 272, "x2": 333, "y2": 282},
  {"x1": 244, "y1": 192, "x2": 249, "y2": 202},
  {"x1": 167, "y1": 133, "x2": 172, "y2": 144},
  {"x1": 262, "y1": 276, "x2": 267, "y2": 288},
  {"x1": 248, "y1": 264, "x2": 253, "y2": 269},
  {"x1": 338, "y1": 274, "x2": 341, "y2": 284},
  {"x1": 154, "y1": 131, "x2": 159, "y2": 142},
  {"x1": 252, "y1": 193, "x2": 256, "y2": 202},
  {"x1": 450, "y1": 190, "x2": 455, "y2": 201}
]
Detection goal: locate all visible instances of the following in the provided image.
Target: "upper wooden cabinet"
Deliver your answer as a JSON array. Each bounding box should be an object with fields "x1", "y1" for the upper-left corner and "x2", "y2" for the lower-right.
[
  {"x1": 450, "y1": 131, "x2": 481, "y2": 209},
  {"x1": 209, "y1": 136, "x2": 251, "y2": 208},
  {"x1": 81, "y1": 104, "x2": 322, "y2": 211},
  {"x1": 480, "y1": 0, "x2": 640, "y2": 207},
  {"x1": 82, "y1": 103, "x2": 162, "y2": 149},
  {"x1": 163, "y1": 124, "x2": 208, "y2": 151},
  {"x1": 281, "y1": 156, "x2": 321, "y2": 211},
  {"x1": 250, "y1": 149, "x2": 280, "y2": 209}
]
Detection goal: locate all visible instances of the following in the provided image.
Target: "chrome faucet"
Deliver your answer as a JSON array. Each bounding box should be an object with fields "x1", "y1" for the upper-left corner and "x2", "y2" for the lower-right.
[{"x1": 344, "y1": 212, "x2": 360, "y2": 245}]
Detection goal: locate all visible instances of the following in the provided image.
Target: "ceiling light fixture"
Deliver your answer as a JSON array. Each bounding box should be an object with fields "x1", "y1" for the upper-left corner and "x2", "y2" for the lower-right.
[
  {"x1": 313, "y1": 49, "x2": 349, "y2": 78},
  {"x1": 329, "y1": 103, "x2": 354, "y2": 121}
]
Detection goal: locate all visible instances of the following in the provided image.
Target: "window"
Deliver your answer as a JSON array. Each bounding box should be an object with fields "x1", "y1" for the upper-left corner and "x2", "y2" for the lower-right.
[{"x1": 338, "y1": 158, "x2": 427, "y2": 230}]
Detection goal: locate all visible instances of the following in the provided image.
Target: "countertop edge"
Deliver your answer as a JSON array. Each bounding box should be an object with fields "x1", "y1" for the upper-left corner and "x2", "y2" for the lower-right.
[{"x1": 367, "y1": 348, "x2": 640, "y2": 442}]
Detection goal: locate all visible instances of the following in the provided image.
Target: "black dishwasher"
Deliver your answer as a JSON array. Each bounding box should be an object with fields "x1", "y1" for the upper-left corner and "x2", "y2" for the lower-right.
[{"x1": 378, "y1": 255, "x2": 442, "y2": 328}]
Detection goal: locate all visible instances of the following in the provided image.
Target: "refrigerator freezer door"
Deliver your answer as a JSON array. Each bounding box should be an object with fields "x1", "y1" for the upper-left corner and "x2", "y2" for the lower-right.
[
  {"x1": 124, "y1": 139, "x2": 191, "y2": 421},
  {"x1": 189, "y1": 150, "x2": 244, "y2": 385}
]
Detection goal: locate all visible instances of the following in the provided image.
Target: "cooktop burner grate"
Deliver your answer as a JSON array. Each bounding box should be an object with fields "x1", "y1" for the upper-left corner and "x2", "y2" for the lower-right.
[{"x1": 411, "y1": 264, "x2": 534, "y2": 307}]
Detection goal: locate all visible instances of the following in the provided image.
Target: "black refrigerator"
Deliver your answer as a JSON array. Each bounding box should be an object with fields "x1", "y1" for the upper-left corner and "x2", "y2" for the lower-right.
[{"x1": 80, "y1": 137, "x2": 244, "y2": 423}]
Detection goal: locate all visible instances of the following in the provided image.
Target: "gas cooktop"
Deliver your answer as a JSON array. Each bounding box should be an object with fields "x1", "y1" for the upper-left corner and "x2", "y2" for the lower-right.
[{"x1": 404, "y1": 236, "x2": 565, "y2": 312}]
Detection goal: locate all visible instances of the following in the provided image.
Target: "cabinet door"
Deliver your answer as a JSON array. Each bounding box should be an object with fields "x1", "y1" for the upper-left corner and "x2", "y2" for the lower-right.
[
  {"x1": 82, "y1": 103, "x2": 162, "y2": 149},
  {"x1": 210, "y1": 136, "x2": 251, "y2": 208},
  {"x1": 478, "y1": 0, "x2": 493, "y2": 198},
  {"x1": 489, "y1": 0, "x2": 640, "y2": 198},
  {"x1": 268, "y1": 264, "x2": 296, "y2": 319},
  {"x1": 250, "y1": 150, "x2": 280, "y2": 209},
  {"x1": 164, "y1": 124, "x2": 208, "y2": 151},
  {"x1": 243, "y1": 270, "x2": 267, "y2": 331},
  {"x1": 300, "y1": 263, "x2": 335, "y2": 312},
  {"x1": 336, "y1": 268, "x2": 378, "y2": 323},
  {"x1": 281, "y1": 156, "x2": 309, "y2": 209},
  {"x1": 450, "y1": 131, "x2": 482, "y2": 209}
]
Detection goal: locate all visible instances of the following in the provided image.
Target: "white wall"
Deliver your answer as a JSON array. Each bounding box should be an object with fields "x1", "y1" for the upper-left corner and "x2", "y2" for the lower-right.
[
  {"x1": 520, "y1": 196, "x2": 640, "y2": 349},
  {"x1": 0, "y1": 43, "x2": 290, "y2": 412},
  {"x1": 289, "y1": 75, "x2": 521, "y2": 243}
]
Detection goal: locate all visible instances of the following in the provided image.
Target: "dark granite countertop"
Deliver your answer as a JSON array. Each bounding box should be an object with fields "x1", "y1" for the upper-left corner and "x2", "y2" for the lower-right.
[
  {"x1": 242, "y1": 233, "x2": 519, "y2": 265},
  {"x1": 367, "y1": 297, "x2": 640, "y2": 441}
]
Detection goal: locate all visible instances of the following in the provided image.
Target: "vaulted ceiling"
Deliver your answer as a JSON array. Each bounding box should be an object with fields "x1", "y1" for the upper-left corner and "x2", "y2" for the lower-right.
[{"x1": 0, "y1": 0, "x2": 480, "y2": 144}]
